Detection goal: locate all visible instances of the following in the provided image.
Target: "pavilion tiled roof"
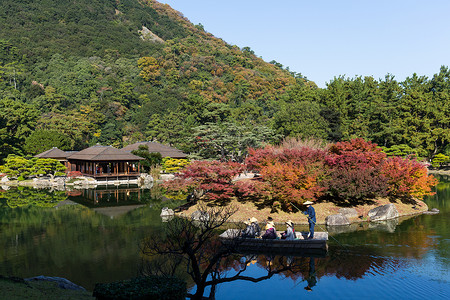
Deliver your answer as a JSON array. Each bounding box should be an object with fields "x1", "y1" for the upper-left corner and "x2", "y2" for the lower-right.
[
  {"x1": 122, "y1": 141, "x2": 188, "y2": 158},
  {"x1": 35, "y1": 147, "x2": 69, "y2": 159},
  {"x1": 67, "y1": 145, "x2": 143, "y2": 161}
]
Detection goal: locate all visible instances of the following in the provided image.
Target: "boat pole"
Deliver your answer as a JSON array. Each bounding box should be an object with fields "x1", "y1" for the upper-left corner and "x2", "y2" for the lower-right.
[{"x1": 290, "y1": 202, "x2": 349, "y2": 251}]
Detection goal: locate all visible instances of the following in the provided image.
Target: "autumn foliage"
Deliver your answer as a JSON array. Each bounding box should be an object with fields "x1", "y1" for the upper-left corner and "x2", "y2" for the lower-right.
[
  {"x1": 165, "y1": 139, "x2": 437, "y2": 209},
  {"x1": 244, "y1": 146, "x2": 328, "y2": 209},
  {"x1": 380, "y1": 156, "x2": 438, "y2": 199},
  {"x1": 163, "y1": 160, "x2": 245, "y2": 201}
]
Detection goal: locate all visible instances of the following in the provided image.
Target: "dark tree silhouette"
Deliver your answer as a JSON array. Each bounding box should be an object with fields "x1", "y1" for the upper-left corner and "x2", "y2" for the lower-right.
[{"x1": 140, "y1": 204, "x2": 306, "y2": 299}]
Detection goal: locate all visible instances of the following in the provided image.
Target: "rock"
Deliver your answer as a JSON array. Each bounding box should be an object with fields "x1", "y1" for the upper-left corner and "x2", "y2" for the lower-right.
[
  {"x1": 160, "y1": 207, "x2": 174, "y2": 217},
  {"x1": 368, "y1": 204, "x2": 399, "y2": 221},
  {"x1": 191, "y1": 210, "x2": 210, "y2": 222},
  {"x1": 232, "y1": 172, "x2": 255, "y2": 181},
  {"x1": 338, "y1": 208, "x2": 358, "y2": 218},
  {"x1": 160, "y1": 174, "x2": 175, "y2": 181},
  {"x1": 325, "y1": 213, "x2": 350, "y2": 226},
  {"x1": 139, "y1": 173, "x2": 153, "y2": 183},
  {"x1": 25, "y1": 275, "x2": 86, "y2": 291},
  {"x1": 423, "y1": 208, "x2": 440, "y2": 215}
]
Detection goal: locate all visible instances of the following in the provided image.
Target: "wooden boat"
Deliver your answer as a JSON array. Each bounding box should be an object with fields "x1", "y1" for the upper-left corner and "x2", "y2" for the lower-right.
[{"x1": 219, "y1": 229, "x2": 328, "y2": 256}]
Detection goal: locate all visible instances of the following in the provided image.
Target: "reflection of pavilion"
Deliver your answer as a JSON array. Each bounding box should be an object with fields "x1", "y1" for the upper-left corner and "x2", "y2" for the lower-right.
[
  {"x1": 80, "y1": 187, "x2": 144, "y2": 204},
  {"x1": 68, "y1": 187, "x2": 150, "y2": 218},
  {"x1": 68, "y1": 186, "x2": 150, "y2": 207}
]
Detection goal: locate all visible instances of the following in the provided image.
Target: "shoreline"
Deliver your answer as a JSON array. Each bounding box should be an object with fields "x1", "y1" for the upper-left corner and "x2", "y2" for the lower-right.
[{"x1": 177, "y1": 197, "x2": 429, "y2": 226}]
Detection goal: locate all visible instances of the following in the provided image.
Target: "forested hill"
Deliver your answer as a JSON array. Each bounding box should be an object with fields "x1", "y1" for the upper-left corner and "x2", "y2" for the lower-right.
[{"x1": 1, "y1": 0, "x2": 450, "y2": 164}]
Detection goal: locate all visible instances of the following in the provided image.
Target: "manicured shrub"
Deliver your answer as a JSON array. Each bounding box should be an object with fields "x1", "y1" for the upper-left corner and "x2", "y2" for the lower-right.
[
  {"x1": 324, "y1": 139, "x2": 389, "y2": 201},
  {"x1": 163, "y1": 160, "x2": 244, "y2": 201},
  {"x1": 381, "y1": 156, "x2": 438, "y2": 199},
  {"x1": 324, "y1": 163, "x2": 388, "y2": 201},
  {"x1": 244, "y1": 146, "x2": 327, "y2": 209},
  {"x1": 328, "y1": 138, "x2": 386, "y2": 167},
  {"x1": 92, "y1": 276, "x2": 186, "y2": 300},
  {"x1": 431, "y1": 153, "x2": 450, "y2": 168},
  {"x1": 67, "y1": 171, "x2": 83, "y2": 178},
  {"x1": 161, "y1": 157, "x2": 190, "y2": 173}
]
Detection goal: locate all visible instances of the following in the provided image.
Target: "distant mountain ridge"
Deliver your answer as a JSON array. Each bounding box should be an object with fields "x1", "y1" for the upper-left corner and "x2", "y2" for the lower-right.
[{"x1": 0, "y1": 0, "x2": 300, "y2": 159}]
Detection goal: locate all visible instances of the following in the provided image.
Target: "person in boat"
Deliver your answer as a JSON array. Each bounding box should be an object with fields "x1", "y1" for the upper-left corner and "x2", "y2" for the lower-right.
[
  {"x1": 241, "y1": 217, "x2": 261, "y2": 238},
  {"x1": 302, "y1": 201, "x2": 316, "y2": 239},
  {"x1": 261, "y1": 221, "x2": 277, "y2": 239},
  {"x1": 281, "y1": 220, "x2": 296, "y2": 240}
]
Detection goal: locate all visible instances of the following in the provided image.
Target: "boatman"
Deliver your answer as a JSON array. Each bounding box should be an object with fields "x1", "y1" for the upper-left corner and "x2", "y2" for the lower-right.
[{"x1": 302, "y1": 201, "x2": 316, "y2": 239}]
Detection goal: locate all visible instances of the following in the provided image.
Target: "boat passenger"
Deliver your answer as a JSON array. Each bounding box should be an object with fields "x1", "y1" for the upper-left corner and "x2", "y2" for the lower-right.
[
  {"x1": 241, "y1": 217, "x2": 261, "y2": 238},
  {"x1": 302, "y1": 201, "x2": 316, "y2": 239},
  {"x1": 281, "y1": 220, "x2": 296, "y2": 240},
  {"x1": 261, "y1": 221, "x2": 277, "y2": 239}
]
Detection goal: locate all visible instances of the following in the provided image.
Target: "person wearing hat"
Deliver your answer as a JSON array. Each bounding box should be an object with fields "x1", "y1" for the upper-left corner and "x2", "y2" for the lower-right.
[
  {"x1": 250, "y1": 217, "x2": 261, "y2": 237},
  {"x1": 241, "y1": 217, "x2": 261, "y2": 238},
  {"x1": 302, "y1": 201, "x2": 316, "y2": 239},
  {"x1": 261, "y1": 221, "x2": 277, "y2": 239},
  {"x1": 281, "y1": 220, "x2": 296, "y2": 240}
]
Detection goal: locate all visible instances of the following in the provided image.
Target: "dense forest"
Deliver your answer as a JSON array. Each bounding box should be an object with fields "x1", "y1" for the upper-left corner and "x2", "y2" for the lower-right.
[{"x1": 1, "y1": 0, "x2": 449, "y2": 163}]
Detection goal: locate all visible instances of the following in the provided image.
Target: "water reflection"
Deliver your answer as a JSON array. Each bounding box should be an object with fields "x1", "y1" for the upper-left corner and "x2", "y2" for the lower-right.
[
  {"x1": 0, "y1": 187, "x2": 67, "y2": 208},
  {"x1": 67, "y1": 186, "x2": 151, "y2": 207},
  {"x1": 0, "y1": 181, "x2": 448, "y2": 298}
]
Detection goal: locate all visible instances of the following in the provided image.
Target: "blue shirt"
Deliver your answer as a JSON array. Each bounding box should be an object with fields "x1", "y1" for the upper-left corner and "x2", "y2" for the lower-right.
[{"x1": 303, "y1": 205, "x2": 316, "y2": 222}]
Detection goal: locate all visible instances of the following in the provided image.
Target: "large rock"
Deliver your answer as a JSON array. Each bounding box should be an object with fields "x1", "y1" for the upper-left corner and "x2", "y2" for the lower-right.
[
  {"x1": 338, "y1": 208, "x2": 358, "y2": 218},
  {"x1": 368, "y1": 204, "x2": 399, "y2": 221},
  {"x1": 160, "y1": 207, "x2": 174, "y2": 217},
  {"x1": 25, "y1": 275, "x2": 86, "y2": 291},
  {"x1": 325, "y1": 213, "x2": 350, "y2": 226}
]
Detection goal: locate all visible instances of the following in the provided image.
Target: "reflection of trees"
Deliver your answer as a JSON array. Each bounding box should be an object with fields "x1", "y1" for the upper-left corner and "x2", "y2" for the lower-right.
[
  {"x1": 0, "y1": 187, "x2": 67, "y2": 208},
  {"x1": 140, "y1": 205, "x2": 313, "y2": 299},
  {"x1": 141, "y1": 204, "x2": 420, "y2": 300},
  {"x1": 0, "y1": 202, "x2": 167, "y2": 290},
  {"x1": 423, "y1": 176, "x2": 449, "y2": 266}
]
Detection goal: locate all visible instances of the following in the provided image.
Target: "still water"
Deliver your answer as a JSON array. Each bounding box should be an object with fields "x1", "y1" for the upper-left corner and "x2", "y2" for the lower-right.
[{"x1": 0, "y1": 180, "x2": 448, "y2": 299}]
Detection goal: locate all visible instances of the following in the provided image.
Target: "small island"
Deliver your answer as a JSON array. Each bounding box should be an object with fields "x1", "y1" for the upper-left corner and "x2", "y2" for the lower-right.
[{"x1": 165, "y1": 138, "x2": 437, "y2": 227}]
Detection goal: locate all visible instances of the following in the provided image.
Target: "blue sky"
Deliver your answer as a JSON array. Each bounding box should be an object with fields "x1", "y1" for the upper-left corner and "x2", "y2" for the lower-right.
[{"x1": 160, "y1": 0, "x2": 450, "y2": 88}]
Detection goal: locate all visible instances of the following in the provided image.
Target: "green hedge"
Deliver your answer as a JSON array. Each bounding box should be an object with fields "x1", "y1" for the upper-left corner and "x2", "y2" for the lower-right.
[{"x1": 92, "y1": 276, "x2": 186, "y2": 300}]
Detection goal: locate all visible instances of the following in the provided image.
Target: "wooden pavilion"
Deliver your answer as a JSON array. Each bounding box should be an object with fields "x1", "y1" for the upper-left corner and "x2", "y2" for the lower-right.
[
  {"x1": 66, "y1": 145, "x2": 143, "y2": 180},
  {"x1": 34, "y1": 147, "x2": 71, "y2": 169},
  {"x1": 122, "y1": 141, "x2": 188, "y2": 159}
]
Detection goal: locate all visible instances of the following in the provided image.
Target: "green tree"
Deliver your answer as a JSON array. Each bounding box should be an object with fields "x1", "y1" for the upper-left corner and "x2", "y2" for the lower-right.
[
  {"x1": 131, "y1": 145, "x2": 162, "y2": 172},
  {"x1": 0, "y1": 98, "x2": 40, "y2": 161},
  {"x1": 0, "y1": 155, "x2": 66, "y2": 179},
  {"x1": 24, "y1": 130, "x2": 73, "y2": 155},
  {"x1": 272, "y1": 100, "x2": 328, "y2": 140},
  {"x1": 191, "y1": 122, "x2": 279, "y2": 162}
]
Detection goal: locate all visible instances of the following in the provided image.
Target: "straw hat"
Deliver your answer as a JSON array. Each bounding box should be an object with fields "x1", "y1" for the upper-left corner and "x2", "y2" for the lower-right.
[
  {"x1": 244, "y1": 220, "x2": 250, "y2": 225},
  {"x1": 303, "y1": 201, "x2": 314, "y2": 205},
  {"x1": 285, "y1": 220, "x2": 294, "y2": 227},
  {"x1": 250, "y1": 217, "x2": 258, "y2": 223},
  {"x1": 265, "y1": 221, "x2": 275, "y2": 230}
]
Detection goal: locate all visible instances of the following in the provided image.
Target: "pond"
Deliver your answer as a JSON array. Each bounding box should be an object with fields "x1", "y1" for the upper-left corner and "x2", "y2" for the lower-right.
[{"x1": 0, "y1": 180, "x2": 448, "y2": 299}]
